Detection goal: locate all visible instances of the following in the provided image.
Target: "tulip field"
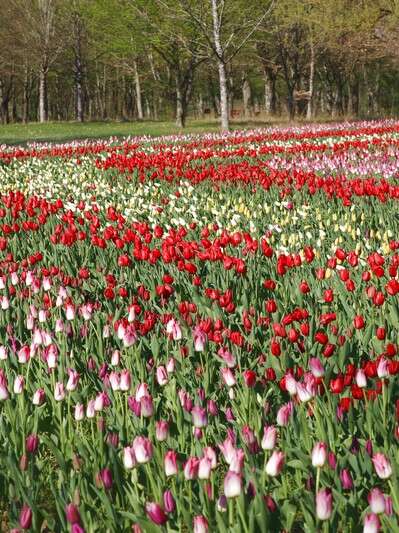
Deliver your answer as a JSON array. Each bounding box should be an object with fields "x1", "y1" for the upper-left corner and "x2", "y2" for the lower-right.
[{"x1": 1, "y1": 120, "x2": 399, "y2": 532}]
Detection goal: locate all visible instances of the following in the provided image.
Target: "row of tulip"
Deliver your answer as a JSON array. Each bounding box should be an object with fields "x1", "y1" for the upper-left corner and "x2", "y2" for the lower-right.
[{"x1": 0, "y1": 121, "x2": 399, "y2": 532}]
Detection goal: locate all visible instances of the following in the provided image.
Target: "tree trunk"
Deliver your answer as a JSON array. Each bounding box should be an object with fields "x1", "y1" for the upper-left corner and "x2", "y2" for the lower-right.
[
  {"x1": 0, "y1": 79, "x2": 11, "y2": 124},
  {"x1": 23, "y1": 67, "x2": 30, "y2": 123},
  {"x1": 242, "y1": 76, "x2": 252, "y2": 118},
  {"x1": 39, "y1": 66, "x2": 48, "y2": 123},
  {"x1": 306, "y1": 40, "x2": 315, "y2": 120},
  {"x1": 73, "y1": 11, "x2": 84, "y2": 122},
  {"x1": 75, "y1": 58, "x2": 84, "y2": 122},
  {"x1": 176, "y1": 78, "x2": 185, "y2": 128},
  {"x1": 134, "y1": 60, "x2": 144, "y2": 120},
  {"x1": 211, "y1": 0, "x2": 229, "y2": 131}
]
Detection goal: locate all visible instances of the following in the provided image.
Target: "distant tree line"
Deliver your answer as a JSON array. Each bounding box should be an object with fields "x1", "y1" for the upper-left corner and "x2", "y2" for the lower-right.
[{"x1": 1, "y1": 0, "x2": 399, "y2": 130}]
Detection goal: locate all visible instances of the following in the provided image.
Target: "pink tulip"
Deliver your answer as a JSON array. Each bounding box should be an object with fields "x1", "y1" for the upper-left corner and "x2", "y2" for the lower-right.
[
  {"x1": 86, "y1": 400, "x2": 95, "y2": 418},
  {"x1": 229, "y1": 448, "x2": 245, "y2": 474},
  {"x1": 285, "y1": 373, "x2": 297, "y2": 395},
  {"x1": 156, "y1": 366, "x2": 168, "y2": 386},
  {"x1": 368, "y1": 488, "x2": 386, "y2": 514},
  {"x1": 316, "y1": 488, "x2": 332, "y2": 520},
  {"x1": 123, "y1": 447, "x2": 137, "y2": 469},
  {"x1": 198, "y1": 457, "x2": 212, "y2": 480},
  {"x1": 145, "y1": 502, "x2": 168, "y2": 525},
  {"x1": 265, "y1": 450, "x2": 285, "y2": 476},
  {"x1": 203, "y1": 446, "x2": 217, "y2": 469},
  {"x1": 166, "y1": 318, "x2": 182, "y2": 340},
  {"x1": 164, "y1": 450, "x2": 178, "y2": 476},
  {"x1": 65, "y1": 503, "x2": 81, "y2": 524},
  {"x1": 135, "y1": 382, "x2": 150, "y2": 401},
  {"x1": 193, "y1": 326, "x2": 207, "y2": 351},
  {"x1": 14, "y1": 375, "x2": 25, "y2": 394},
  {"x1": 26, "y1": 434, "x2": 39, "y2": 454},
  {"x1": 377, "y1": 357, "x2": 389, "y2": 378},
  {"x1": 32, "y1": 388, "x2": 45, "y2": 406},
  {"x1": 184, "y1": 457, "x2": 199, "y2": 479},
  {"x1": 155, "y1": 420, "x2": 169, "y2": 441},
  {"x1": 191, "y1": 405, "x2": 208, "y2": 428},
  {"x1": 340, "y1": 469, "x2": 353, "y2": 490},
  {"x1": 372, "y1": 453, "x2": 392, "y2": 479},
  {"x1": 363, "y1": 513, "x2": 380, "y2": 533},
  {"x1": 261, "y1": 425, "x2": 277, "y2": 450},
  {"x1": 19, "y1": 504, "x2": 32, "y2": 530},
  {"x1": 218, "y1": 436, "x2": 237, "y2": 465},
  {"x1": 123, "y1": 325, "x2": 137, "y2": 347},
  {"x1": 276, "y1": 402, "x2": 293, "y2": 426},
  {"x1": 220, "y1": 367, "x2": 236, "y2": 387},
  {"x1": 109, "y1": 371, "x2": 120, "y2": 391},
  {"x1": 0, "y1": 345, "x2": 7, "y2": 360},
  {"x1": 120, "y1": 370, "x2": 131, "y2": 391},
  {"x1": 66, "y1": 369, "x2": 80, "y2": 391},
  {"x1": 309, "y1": 357, "x2": 325, "y2": 377},
  {"x1": 74, "y1": 404, "x2": 85, "y2": 421},
  {"x1": 193, "y1": 516, "x2": 209, "y2": 533},
  {"x1": 140, "y1": 395, "x2": 154, "y2": 417},
  {"x1": 99, "y1": 468, "x2": 113, "y2": 490},
  {"x1": 132, "y1": 436, "x2": 153, "y2": 464},
  {"x1": 163, "y1": 490, "x2": 176, "y2": 513},
  {"x1": 110, "y1": 349, "x2": 119, "y2": 365},
  {"x1": 0, "y1": 382, "x2": 9, "y2": 401},
  {"x1": 355, "y1": 369, "x2": 367, "y2": 388},
  {"x1": 224, "y1": 470, "x2": 242, "y2": 498},
  {"x1": 311, "y1": 442, "x2": 327, "y2": 468},
  {"x1": 296, "y1": 382, "x2": 313, "y2": 403}
]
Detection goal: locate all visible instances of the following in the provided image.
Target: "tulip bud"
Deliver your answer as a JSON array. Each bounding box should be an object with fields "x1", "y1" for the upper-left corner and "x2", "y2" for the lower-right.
[
  {"x1": 224, "y1": 470, "x2": 242, "y2": 498},
  {"x1": 261, "y1": 425, "x2": 277, "y2": 450},
  {"x1": 65, "y1": 503, "x2": 81, "y2": 524},
  {"x1": 123, "y1": 447, "x2": 136, "y2": 469},
  {"x1": 184, "y1": 457, "x2": 199, "y2": 480},
  {"x1": 132, "y1": 436, "x2": 153, "y2": 464},
  {"x1": 19, "y1": 504, "x2": 32, "y2": 530},
  {"x1": 340, "y1": 468, "x2": 353, "y2": 490},
  {"x1": 198, "y1": 457, "x2": 212, "y2": 480},
  {"x1": 163, "y1": 490, "x2": 176, "y2": 513},
  {"x1": 316, "y1": 488, "x2": 332, "y2": 521},
  {"x1": 164, "y1": 450, "x2": 178, "y2": 476},
  {"x1": 265, "y1": 450, "x2": 285, "y2": 476},
  {"x1": 312, "y1": 442, "x2": 327, "y2": 468},
  {"x1": 99, "y1": 468, "x2": 113, "y2": 490},
  {"x1": 19, "y1": 454, "x2": 29, "y2": 471},
  {"x1": 155, "y1": 420, "x2": 169, "y2": 441},
  {"x1": 193, "y1": 516, "x2": 209, "y2": 533},
  {"x1": 368, "y1": 488, "x2": 386, "y2": 514},
  {"x1": 191, "y1": 405, "x2": 208, "y2": 428},
  {"x1": 26, "y1": 434, "x2": 39, "y2": 454},
  {"x1": 54, "y1": 382, "x2": 65, "y2": 401},
  {"x1": 14, "y1": 375, "x2": 25, "y2": 394},
  {"x1": 363, "y1": 513, "x2": 380, "y2": 533},
  {"x1": 145, "y1": 502, "x2": 168, "y2": 525},
  {"x1": 32, "y1": 388, "x2": 45, "y2": 406},
  {"x1": 372, "y1": 453, "x2": 392, "y2": 479}
]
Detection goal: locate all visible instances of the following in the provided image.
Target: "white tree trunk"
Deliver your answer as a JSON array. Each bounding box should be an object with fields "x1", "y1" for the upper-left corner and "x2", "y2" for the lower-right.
[
  {"x1": 242, "y1": 77, "x2": 251, "y2": 117},
  {"x1": 39, "y1": 67, "x2": 48, "y2": 123},
  {"x1": 134, "y1": 60, "x2": 144, "y2": 120},
  {"x1": 306, "y1": 40, "x2": 315, "y2": 120},
  {"x1": 211, "y1": 0, "x2": 229, "y2": 131}
]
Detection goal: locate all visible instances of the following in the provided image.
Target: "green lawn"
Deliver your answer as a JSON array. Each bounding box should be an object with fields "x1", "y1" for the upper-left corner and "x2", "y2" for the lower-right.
[
  {"x1": 0, "y1": 117, "x2": 303, "y2": 146},
  {"x1": 0, "y1": 115, "x2": 345, "y2": 146}
]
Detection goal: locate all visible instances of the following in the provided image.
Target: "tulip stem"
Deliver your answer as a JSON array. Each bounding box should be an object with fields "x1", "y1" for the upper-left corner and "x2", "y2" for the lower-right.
[
  {"x1": 237, "y1": 497, "x2": 249, "y2": 533},
  {"x1": 315, "y1": 467, "x2": 320, "y2": 498},
  {"x1": 228, "y1": 499, "x2": 234, "y2": 529},
  {"x1": 388, "y1": 480, "x2": 399, "y2": 515}
]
